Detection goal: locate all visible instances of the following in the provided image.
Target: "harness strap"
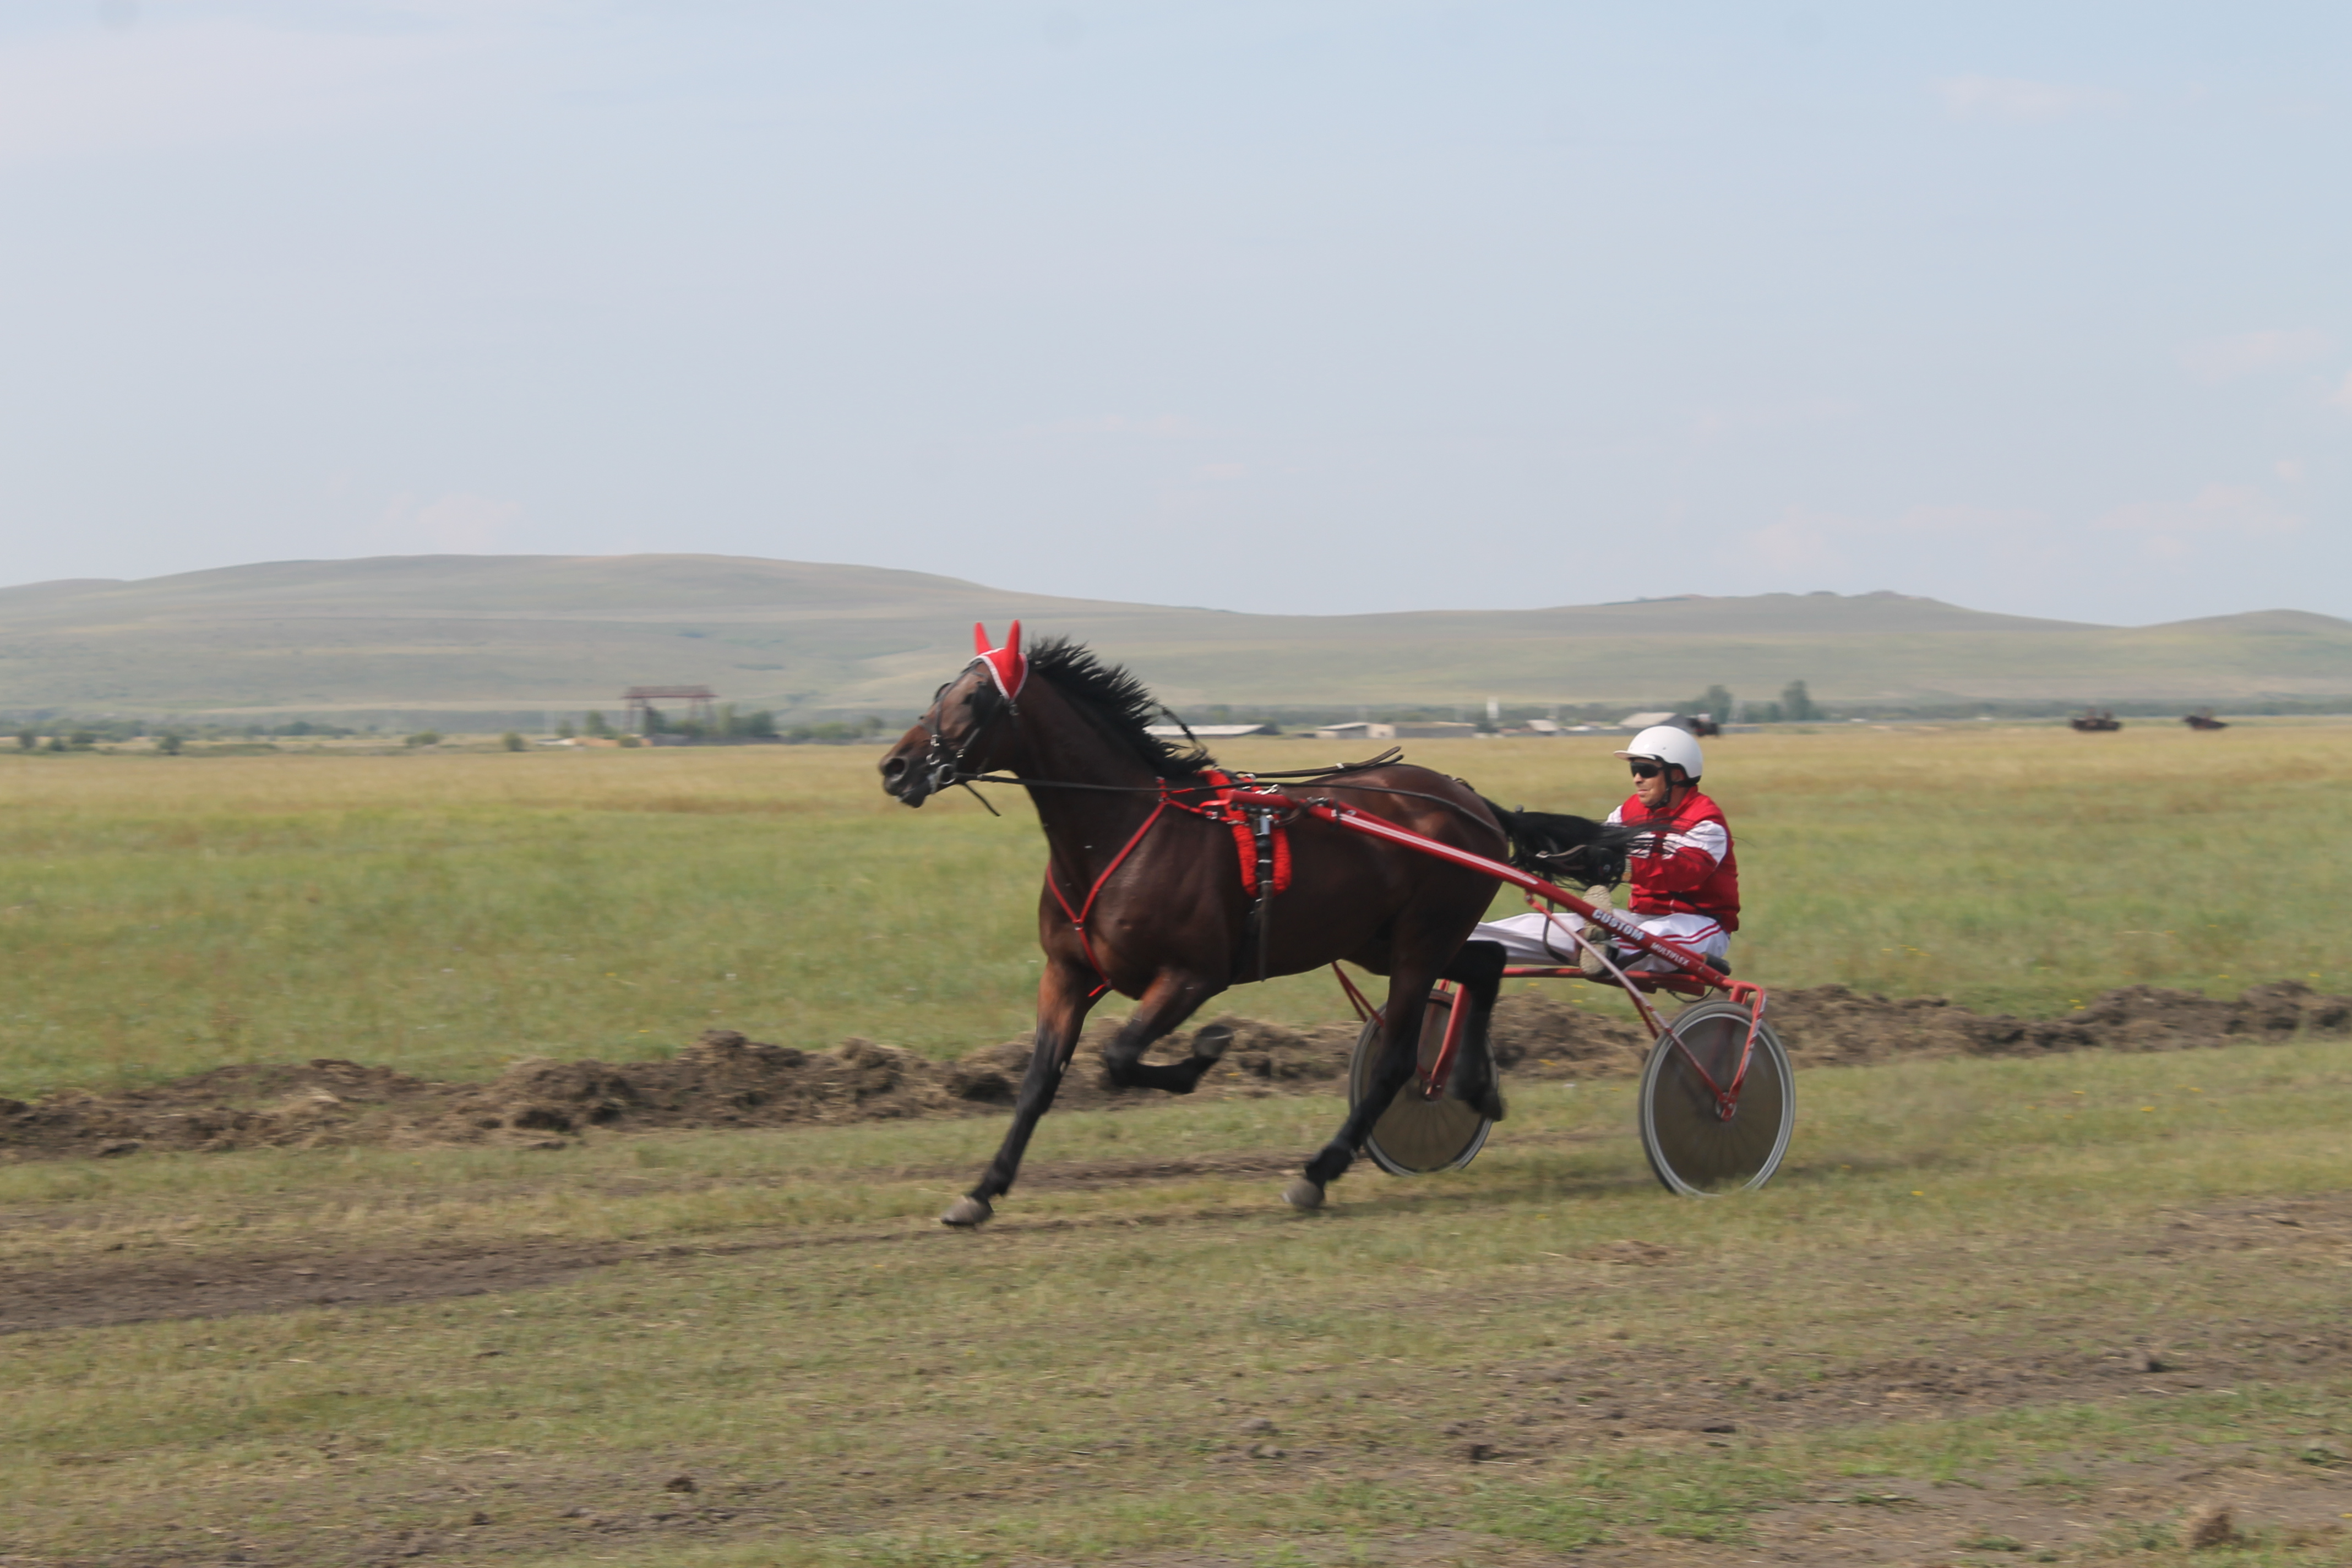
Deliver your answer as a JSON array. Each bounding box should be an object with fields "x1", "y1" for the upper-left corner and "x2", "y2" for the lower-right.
[
  {"x1": 1253, "y1": 808, "x2": 1284, "y2": 896},
  {"x1": 1042, "y1": 772, "x2": 1299, "y2": 998},
  {"x1": 1042, "y1": 792, "x2": 1172, "y2": 998}
]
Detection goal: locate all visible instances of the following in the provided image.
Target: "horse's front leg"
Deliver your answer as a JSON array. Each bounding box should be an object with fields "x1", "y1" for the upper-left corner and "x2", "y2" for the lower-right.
[
  {"x1": 1099, "y1": 970, "x2": 1229, "y2": 1093},
  {"x1": 944, "y1": 959, "x2": 1099, "y2": 1229},
  {"x1": 1283, "y1": 959, "x2": 1440, "y2": 1211}
]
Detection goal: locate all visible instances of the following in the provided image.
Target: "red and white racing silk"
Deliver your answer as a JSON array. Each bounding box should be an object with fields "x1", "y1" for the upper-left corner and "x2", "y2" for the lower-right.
[{"x1": 1608, "y1": 786, "x2": 1739, "y2": 935}]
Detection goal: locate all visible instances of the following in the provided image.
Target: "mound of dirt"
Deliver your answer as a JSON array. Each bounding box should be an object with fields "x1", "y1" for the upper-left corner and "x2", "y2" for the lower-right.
[
  {"x1": 1763, "y1": 979, "x2": 2351, "y2": 1068},
  {"x1": 0, "y1": 1032, "x2": 981, "y2": 1162},
  {"x1": 2, "y1": 982, "x2": 2345, "y2": 1163}
]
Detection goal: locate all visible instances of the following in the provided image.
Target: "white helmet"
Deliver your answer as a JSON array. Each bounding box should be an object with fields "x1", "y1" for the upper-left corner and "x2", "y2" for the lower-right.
[{"x1": 1615, "y1": 724, "x2": 1703, "y2": 780}]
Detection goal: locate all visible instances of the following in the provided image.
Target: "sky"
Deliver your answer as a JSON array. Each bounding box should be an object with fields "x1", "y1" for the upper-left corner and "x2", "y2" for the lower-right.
[{"x1": 2, "y1": 2, "x2": 2348, "y2": 624}]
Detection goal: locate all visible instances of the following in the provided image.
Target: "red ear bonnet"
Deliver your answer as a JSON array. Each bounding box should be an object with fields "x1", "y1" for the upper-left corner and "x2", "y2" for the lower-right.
[{"x1": 971, "y1": 620, "x2": 1028, "y2": 700}]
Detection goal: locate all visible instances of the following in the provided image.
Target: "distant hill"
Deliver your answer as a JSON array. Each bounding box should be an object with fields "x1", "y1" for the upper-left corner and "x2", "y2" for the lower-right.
[{"x1": 2, "y1": 554, "x2": 2348, "y2": 722}]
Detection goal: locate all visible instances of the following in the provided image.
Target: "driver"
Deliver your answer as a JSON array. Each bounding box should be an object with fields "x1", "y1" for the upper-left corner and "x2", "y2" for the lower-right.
[{"x1": 1472, "y1": 725, "x2": 1739, "y2": 975}]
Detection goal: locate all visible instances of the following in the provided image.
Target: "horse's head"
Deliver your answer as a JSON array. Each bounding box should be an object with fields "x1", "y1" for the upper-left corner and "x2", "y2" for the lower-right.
[{"x1": 880, "y1": 621, "x2": 1028, "y2": 807}]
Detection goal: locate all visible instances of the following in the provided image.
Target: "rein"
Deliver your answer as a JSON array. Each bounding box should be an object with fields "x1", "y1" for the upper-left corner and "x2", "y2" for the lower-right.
[
  {"x1": 959, "y1": 769, "x2": 1510, "y2": 841},
  {"x1": 910, "y1": 663, "x2": 1506, "y2": 996}
]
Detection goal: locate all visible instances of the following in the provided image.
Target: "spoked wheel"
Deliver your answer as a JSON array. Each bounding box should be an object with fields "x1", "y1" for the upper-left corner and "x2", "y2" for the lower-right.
[
  {"x1": 1638, "y1": 999, "x2": 1795, "y2": 1196},
  {"x1": 1348, "y1": 988, "x2": 1494, "y2": 1177}
]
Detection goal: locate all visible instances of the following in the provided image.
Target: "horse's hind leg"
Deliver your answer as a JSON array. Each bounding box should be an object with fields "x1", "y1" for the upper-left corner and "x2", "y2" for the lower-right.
[
  {"x1": 1284, "y1": 959, "x2": 1440, "y2": 1211},
  {"x1": 1099, "y1": 971, "x2": 1228, "y2": 1094},
  {"x1": 1439, "y1": 939, "x2": 1507, "y2": 1122},
  {"x1": 945, "y1": 960, "x2": 1098, "y2": 1228}
]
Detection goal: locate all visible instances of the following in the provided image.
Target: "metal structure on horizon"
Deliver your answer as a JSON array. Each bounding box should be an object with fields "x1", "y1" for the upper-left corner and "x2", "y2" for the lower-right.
[{"x1": 623, "y1": 685, "x2": 717, "y2": 734}]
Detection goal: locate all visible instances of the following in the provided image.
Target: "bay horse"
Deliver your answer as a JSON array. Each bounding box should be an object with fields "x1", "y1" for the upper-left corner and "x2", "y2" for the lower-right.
[{"x1": 879, "y1": 623, "x2": 1631, "y2": 1226}]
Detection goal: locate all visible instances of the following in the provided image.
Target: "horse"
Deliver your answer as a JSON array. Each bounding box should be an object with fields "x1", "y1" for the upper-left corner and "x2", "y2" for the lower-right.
[{"x1": 879, "y1": 623, "x2": 1635, "y2": 1226}]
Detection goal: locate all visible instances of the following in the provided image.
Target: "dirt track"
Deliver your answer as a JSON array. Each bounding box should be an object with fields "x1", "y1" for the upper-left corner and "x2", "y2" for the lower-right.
[
  {"x1": 8, "y1": 1180, "x2": 2350, "y2": 1565},
  {"x1": 3, "y1": 980, "x2": 2345, "y2": 1164},
  {"x1": 7, "y1": 1000, "x2": 2350, "y2": 1568}
]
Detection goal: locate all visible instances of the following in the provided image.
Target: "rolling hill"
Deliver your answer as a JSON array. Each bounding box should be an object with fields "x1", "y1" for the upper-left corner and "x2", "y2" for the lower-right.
[{"x1": 2, "y1": 554, "x2": 2348, "y2": 723}]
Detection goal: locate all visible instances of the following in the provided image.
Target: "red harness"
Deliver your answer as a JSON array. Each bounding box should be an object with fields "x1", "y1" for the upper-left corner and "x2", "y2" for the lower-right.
[
  {"x1": 1043, "y1": 770, "x2": 1294, "y2": 996},
  {"x1": 1186, "y1": 769, "x2": 1294, "y2": 897}
]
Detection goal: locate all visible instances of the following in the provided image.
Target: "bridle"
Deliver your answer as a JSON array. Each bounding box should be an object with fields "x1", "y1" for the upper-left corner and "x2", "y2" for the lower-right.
[
  {"x1": 908, "y1": 622, "x2": 1032, "y2": 809},
  {"x1": 911, "y1": 661, "x2": 1019, "y2": 807}
]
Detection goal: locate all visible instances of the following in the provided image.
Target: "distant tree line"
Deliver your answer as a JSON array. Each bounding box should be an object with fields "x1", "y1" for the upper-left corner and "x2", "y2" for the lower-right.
[
  {"x1": 1169, "y1": 685, "x2": 1839, "y2": 732},
  {"x1": 1683, "y1": 681, "x2": 1822, "y2": 725},
  {"x1": 10, "y1": 684, "x2": 2352, "y2": 754},
  {"x1": 7, "y1": 717, "x2": 371, "y2": 748},
  {"x1": 560, "y1": 706, "x2": 888, "y2": 745}
]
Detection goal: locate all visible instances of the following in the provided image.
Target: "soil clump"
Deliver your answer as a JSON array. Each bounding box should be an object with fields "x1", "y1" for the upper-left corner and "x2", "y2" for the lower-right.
[{"x1": 2, "y1": 981, "x2": 2344, "y2": 1164}]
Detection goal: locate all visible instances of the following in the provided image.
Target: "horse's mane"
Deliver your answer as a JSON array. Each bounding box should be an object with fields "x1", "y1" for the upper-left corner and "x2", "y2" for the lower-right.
[{"x1": 1027, "y1": 637, "x2": 1215, "y2": 778}]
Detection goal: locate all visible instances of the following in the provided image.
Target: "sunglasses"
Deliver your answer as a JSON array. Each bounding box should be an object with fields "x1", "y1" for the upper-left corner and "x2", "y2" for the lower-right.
[{"x1": 1627, "y1": 762, "x2": 1664, "y2": 778}]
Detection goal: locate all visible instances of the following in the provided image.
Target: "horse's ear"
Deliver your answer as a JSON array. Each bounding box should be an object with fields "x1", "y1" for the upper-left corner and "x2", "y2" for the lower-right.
[
  {"x1": 1001, "y1": 620, "x2": 1028, "y2": 697},
  {"x1": 973, "y1": 622, "x2": 993, "y2": 656}
]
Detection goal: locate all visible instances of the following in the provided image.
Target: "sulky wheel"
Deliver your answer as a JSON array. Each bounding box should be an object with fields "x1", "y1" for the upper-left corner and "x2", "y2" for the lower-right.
[
  {"x1": 1349, "y1": 988, "x2": 1494, "y2": 1177},
  {"x1": 1638, "y1": 998, "x2": 1795, "y2": 1196}
]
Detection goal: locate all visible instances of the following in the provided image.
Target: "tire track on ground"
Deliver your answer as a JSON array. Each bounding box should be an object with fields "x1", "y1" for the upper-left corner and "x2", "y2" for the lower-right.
[{"x1": 0, "y1": 1148, "x2": 1337, "y2": 1333}]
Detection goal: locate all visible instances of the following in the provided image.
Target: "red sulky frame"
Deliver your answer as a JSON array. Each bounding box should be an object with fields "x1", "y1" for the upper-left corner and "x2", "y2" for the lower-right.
[{"x1": 1234, "y1": 790, "x2": 1771, "y2": 1124}]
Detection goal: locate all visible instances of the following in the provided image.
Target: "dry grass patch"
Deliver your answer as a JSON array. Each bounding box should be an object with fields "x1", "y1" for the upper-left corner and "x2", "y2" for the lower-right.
[{"x1": 2, "y1": 1041, "x2": 2348, "y2": 1565}]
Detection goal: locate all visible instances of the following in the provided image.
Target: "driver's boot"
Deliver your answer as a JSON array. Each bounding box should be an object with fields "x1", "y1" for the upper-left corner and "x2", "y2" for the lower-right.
[{"x1": 1576, "y1": 886, "x2": 1615, "y2": 978}]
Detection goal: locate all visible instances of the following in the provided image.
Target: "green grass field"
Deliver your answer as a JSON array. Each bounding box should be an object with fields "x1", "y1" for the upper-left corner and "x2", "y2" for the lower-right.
[
  {"x1": 3, "y1": 726, "x2": 2349, "y2": 1566},
  {"x1": 3, "y1": 724, "x2": 2348, "y2": 1095}
]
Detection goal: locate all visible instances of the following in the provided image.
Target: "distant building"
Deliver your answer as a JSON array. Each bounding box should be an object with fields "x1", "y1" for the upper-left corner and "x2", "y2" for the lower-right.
[
  {"x1": 1313, "y1": 720, "x2": 1479, "y2": 741},
  {"x1": 1143, "y1": 723, "x2": 1274, "y2": 738}
]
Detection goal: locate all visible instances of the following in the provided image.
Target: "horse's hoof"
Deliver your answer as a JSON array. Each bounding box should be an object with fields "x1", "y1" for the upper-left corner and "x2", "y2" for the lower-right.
[
  {"x1": 1282, "y1": 1177, "x2": 1326, "y2": 1211},
  {"x1": 1447, "y1": 1071, "x2": 1507, "y2": 1123},
  {"x1": 1191, "y1": 1022, "x2": 1234, "y2": 1062},
  {"x1": 941, "y1": 1195, "x2": 994, "y2": 1228}
]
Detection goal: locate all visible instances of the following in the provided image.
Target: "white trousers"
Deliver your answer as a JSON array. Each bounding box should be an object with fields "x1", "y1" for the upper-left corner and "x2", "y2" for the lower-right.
[{"x1": 1472, "y1": 908, "x2": 1730, "y2": 974}]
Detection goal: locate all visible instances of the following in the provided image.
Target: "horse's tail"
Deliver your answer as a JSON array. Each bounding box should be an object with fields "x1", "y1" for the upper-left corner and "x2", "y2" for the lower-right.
[{"x1": 1476, "y1": 797, "x2": 1641, "y2": 890}]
